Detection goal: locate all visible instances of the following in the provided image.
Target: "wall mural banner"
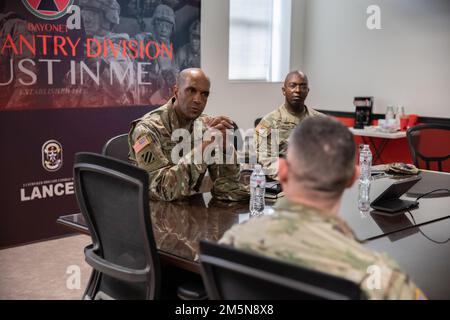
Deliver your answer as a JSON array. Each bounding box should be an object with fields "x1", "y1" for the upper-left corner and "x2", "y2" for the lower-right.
[
  {"x1": 0, "y1": 0, "x2": 201, "y2": 247},
  {"x1": 1, "y1": 0, "x2": 201, "y2": 109}
]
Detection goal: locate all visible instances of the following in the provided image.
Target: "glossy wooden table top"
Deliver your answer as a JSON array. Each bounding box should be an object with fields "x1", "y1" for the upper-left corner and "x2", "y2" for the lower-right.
[
  {"x1": 58, "y1": 194, "x2": 275, "y2": 273},
  {"x1": 340, "y1": 170, "x2": 450, "y2": 241},
  {"x1": 57, "y1": 170, "x2": 450, "y2": 298},
  {"x1": 366, "y1": 218, "x2": 450, "y2": 300}
]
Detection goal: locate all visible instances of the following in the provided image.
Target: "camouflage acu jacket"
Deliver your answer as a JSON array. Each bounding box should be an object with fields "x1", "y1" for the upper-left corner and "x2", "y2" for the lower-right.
[
  {"x1": 128, "y1": 97, "x2": 249, "y2": 202},
  {"x1": 220, "y1": 197, "x2": 426, "y2": 300},
  {"x1": 255, "y1": 104, "x2": 324, "y2": 180}
]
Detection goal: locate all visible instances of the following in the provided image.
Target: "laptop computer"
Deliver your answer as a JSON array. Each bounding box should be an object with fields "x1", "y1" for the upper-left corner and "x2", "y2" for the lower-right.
[{"x1": 370, "y1": 176, "x2": 422, "y2": 213}]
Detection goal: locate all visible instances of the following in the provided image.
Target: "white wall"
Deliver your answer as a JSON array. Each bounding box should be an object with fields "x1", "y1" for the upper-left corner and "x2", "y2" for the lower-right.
[
  {"x1": 303, "y1": 0, "x2": 450, "y2": 117},
  {"x1": 201, "y1": 0, "x2": 307, "y2": 130},
  {"x1": 201, "y1": 0, "x2": 450, "y2": 125}
]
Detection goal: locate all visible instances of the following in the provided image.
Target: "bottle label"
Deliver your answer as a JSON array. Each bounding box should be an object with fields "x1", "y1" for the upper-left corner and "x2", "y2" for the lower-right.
[{"x1": 250, "y1": 177, "x2": 266, "y2": 188}]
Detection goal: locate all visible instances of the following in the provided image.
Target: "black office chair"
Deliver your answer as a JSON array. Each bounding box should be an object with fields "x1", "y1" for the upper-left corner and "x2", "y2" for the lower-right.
[
  {"x1": 102, "y1": 133, "x2": 130, "y2": 162},
  {"x1": 231, "y1": 122, "x2": 243, "y2": 152},
  {"x1": 74, "y1": 152, "x2": 160, "y2": 299},
  {"x1": 407, "y1": 124, "x2": 450, "y2": 172},
  {"x1": 199, "y1": 240, "x2": 364, "y2": 300},
  {"x1": 74, "y1": 152, "x2": 206, "y2": 300}
]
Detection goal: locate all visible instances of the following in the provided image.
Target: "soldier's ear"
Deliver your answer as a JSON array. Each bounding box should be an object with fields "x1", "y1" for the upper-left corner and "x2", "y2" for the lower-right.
[
  {"x1": 346, "y1": 164, "x2": 360, "y2": 188},
  {"x1": 281, "y1": 85, "x2": 286, "y2": 97},
  {"x1": 173, "y1": 84, "x2": 179, "y2": 99},
  {"x1": 278, "y1": 157, "x2": 288, "y2": 185}
]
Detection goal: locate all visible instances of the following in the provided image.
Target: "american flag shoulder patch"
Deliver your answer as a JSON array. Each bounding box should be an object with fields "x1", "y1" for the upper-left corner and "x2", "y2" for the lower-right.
[{"x1": 133, "y1": 136, "x2": 151, "y2": 154}]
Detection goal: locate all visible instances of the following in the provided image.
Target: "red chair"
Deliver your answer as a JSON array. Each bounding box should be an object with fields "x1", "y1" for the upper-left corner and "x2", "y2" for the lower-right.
[{"x1": 406, "y1": 124, "x2": 450, "y2": 172}]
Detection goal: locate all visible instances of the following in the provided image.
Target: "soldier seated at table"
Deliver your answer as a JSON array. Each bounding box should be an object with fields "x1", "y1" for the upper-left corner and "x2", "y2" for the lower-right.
[
  {"x1": 221, "y1": 117, "x2": 426, "y2": 300},
  {"x1": 254, "y1": 70, "x2": 324, "y2": 180},
  {"x1": 128, "y1": 68, "x2": 249, "y2": 202}
]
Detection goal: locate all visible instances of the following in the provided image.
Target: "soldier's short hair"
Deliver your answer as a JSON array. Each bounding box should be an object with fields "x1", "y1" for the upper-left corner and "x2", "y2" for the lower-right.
[
  {"x1": 288, "y1": 117, "x2": 356, "y2": 197},
  {"x1": 284, "y1": 71, "x2": 308, "y2": 86},
  {"x1": 176, "y1": 68, "x2": 210, "y2": 88}
]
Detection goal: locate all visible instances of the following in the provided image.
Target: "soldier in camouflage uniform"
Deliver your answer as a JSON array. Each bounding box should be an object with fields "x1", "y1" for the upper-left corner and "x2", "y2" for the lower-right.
[
  {"x1": 129, "y1": 68, "x2": 249, "y2": 201},
  {"x1": 255, "y1": 71, "x2": 324, "y2": 180},
  {"x1": 133, "y1": 4, "x2": 178, "y2": 105},
  {"x1": 0, "y1": 4, "x2": 37, "y2": 109},
  {"x1": 221, "y1": 117, "x2": 427, "y2": 300},
  {"x1": 57, "y1": 0, "x2": 136, "y2": 108},
  {"x1": 176, "y1": 20, "x2": 201, "y2": 70},
  {"x1": 149, "y1": 4, "x2": 178, "y2": 105}
]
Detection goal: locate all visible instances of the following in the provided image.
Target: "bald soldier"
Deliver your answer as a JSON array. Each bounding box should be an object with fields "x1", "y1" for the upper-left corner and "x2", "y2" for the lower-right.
[
  {"x1": 128, "y1": 68, "x2": 249, "y2": 201},
  {"x1": 221, "y1": 117, "x2": 426, "y2": 300},
  {"x1": 255, "y1": 71, "x2": 324, "y2": 180}
]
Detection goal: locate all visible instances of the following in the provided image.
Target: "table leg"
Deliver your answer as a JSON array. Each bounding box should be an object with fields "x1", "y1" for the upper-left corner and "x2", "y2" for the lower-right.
[
  {"x1": 361, "y1": 137, "x2": 389, "y2": 164},
  {"x1": 373, "y1": 138, "x2": 389, "y2": 164}
]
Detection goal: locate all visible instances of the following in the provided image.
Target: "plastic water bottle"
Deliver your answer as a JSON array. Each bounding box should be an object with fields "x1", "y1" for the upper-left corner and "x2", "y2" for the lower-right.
[
  {"x1": 358, "y1": 145, "x2": 372, "y2": 215},
  {"x1": 385, "y1": 106, "x2": 395, "y2": 120},
  {"x1": 250, "y1": 165, "x2": 266, "y2": 216},
  {"x1": 359, "y1": 144, "x2": 372, "y2": 182},
  {"x1": 358, "y1": 180, "x2": 371, "y2": 216}
]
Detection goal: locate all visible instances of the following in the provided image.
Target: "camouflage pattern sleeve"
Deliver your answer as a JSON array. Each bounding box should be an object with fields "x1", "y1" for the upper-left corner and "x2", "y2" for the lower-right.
[
  {"x1": 131, "y1": 124, "x2": 208, "y2": 201},
  {"x1": 361, "y1": 254, "x2": 428, "y2": 300},
  {"x1": 309, "y1": 108, "x2": 327, "y2": 117},
  {"x1": 254, "y1": 120, "x2": 279, "y2": 180},
  {"x1": 218, "y1": 207, "x2": 429, "y2": 300},
  {"x1": 218, "y1": 223, "x2": 240, "y2": 246},
  {"x1": 208, "y1": 147, "x2": 250, "y2": 202}
]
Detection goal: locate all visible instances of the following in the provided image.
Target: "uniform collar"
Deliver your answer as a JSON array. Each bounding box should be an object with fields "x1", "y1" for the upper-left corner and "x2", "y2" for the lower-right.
[
  {"x1": 166, "y1": 97, "x2": 195, "y2": 131},
  {"x1": 280, "y1": 104, "x2": 309, "y2": 124},
  {"x1": 274, "y1": 197, "x2": 329, "y2": 215},
  {"x1": 274, "y1": 197, "x2": 356, "y2": 239}
]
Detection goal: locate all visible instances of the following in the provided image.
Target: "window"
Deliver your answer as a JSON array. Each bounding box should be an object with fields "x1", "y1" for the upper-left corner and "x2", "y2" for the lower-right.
[{"x1": 228, "y1": 0, "x2": 292, "y2": 82}]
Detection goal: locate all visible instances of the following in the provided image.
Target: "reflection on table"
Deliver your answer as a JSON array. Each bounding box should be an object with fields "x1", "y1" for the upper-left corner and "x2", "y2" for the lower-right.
[
  {"x1": 340, "y1": 170, "x2": 450, "y2": 241},
  {"x1": 57, "y1": 170, "x2": 450, "y2": 298},
  {"x1": 151, "y1": 194, "x2": 246, "y2": 262},
  {"x1": 366, "y1": 218, "x2": 450, "y2": 300}
]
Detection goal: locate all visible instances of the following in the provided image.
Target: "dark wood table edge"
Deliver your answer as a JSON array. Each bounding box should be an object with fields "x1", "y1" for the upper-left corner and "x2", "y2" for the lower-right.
[{"x1": 56, "y1": 216, "x2": 202, "y2": 274}]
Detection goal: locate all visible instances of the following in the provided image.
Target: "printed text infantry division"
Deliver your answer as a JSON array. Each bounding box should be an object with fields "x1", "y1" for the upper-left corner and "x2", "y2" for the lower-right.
[
  {"x1": 0, "y1": 34, "x2": 173, "y2": 60},
  {"x1": 1, "y1": 35, "x2": 173, "y2": 86}
]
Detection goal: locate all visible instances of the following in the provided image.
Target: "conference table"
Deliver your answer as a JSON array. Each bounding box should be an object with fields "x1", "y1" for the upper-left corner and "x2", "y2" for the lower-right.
[{"x1": 57, "y1": 170, "x2": 450, "y2": 299}]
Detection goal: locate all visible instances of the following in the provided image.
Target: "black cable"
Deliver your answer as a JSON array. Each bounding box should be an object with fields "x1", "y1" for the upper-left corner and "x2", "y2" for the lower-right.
[
  {"x1": 407, "y1": 210, "x2": 450, "y2": 244},
  {"x1": 415, "y1": 188, "x2": 450, "y2": 202}
]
